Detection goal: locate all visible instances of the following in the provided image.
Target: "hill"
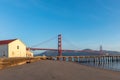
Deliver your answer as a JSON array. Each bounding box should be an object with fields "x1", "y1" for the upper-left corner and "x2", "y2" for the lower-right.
[{"x1": 34, "y1": 49, "x2": 120, "y2": 56}]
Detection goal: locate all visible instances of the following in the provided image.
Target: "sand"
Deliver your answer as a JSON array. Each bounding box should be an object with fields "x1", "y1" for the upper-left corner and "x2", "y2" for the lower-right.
[{"x1": 0, "y1": 60, "x2": 120, "y2": 80}]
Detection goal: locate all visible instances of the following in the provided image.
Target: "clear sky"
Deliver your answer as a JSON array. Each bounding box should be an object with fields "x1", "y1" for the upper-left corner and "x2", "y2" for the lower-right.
[{"x1": 0, "y1": 0, "x2": 120, "y2": 51}]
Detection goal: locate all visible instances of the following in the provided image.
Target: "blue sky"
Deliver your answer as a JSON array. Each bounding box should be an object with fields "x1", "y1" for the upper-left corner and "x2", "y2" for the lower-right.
[{"x1": 0, "y1": 0, "x2": 120, "y2": 51}]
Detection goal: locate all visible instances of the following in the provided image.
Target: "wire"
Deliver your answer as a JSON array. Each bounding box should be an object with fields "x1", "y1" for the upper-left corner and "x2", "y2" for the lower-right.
[
  {"x1": 62, "y1": 36, "x2": 81, "y2": 50},
  {"x1": 31, "y1": 36, "x2": 57, "y2": 48},
  {"x1": 30, "y1": 35, "x2": 80, "y2": 50}
]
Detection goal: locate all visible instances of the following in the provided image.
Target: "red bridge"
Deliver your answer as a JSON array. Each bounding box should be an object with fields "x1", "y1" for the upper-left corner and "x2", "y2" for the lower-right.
[{"x1": 27, "y1": 34, "x2": 102, "y2": 56}]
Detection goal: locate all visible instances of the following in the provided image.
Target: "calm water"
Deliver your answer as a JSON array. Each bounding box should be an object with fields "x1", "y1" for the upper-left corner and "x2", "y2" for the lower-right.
[
  {"x1": 53, "y1": 57, "x2": 120, "y2": 71},
  {"x1": 82, "y1": 62, "x2": 120, "y2": 71},
  {"x1": 63, "y1": 57, "x2": 120, "y2": 71}
]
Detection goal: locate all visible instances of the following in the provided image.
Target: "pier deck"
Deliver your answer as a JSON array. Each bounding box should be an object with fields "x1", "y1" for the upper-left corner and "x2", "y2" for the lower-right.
[{"x1": 47, "y1": 55, "x2": 120, "y2": 63}]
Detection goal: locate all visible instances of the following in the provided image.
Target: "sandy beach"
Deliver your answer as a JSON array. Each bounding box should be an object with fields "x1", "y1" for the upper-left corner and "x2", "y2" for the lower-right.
[{"x1": 0, "y1": 60, "x2": 120, "y2": 80}]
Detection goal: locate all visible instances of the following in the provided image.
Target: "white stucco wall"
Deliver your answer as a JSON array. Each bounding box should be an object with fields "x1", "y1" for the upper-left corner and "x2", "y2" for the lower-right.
[
  {"x1": 26, "y1": 50, "x2": 34, "y2": 57},
  {"x1": 0, "y1": 45, "x2": 8, "y2": 57},
  {"x1": 8, "y1": 39, "x2": 26, "y2": 57}
]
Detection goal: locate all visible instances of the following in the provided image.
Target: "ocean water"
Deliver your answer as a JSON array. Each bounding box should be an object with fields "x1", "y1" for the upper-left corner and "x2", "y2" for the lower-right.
[
  {"x1": 82, "y1": 61, "x2": 120, "y2": 71},
  {"x1": 70, "y1": 57, "x2": 120, "y2": 71}
]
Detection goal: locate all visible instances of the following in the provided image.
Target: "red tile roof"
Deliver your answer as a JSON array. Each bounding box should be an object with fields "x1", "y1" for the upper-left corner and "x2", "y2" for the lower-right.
[{"x1": 0, "y1": 39, "x2": 17, "y2": 45}]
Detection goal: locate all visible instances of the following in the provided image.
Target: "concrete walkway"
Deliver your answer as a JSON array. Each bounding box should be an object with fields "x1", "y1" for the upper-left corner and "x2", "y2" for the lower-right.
[{"x1": 0, "y1": 60, "x2": 120, "y2": 80}]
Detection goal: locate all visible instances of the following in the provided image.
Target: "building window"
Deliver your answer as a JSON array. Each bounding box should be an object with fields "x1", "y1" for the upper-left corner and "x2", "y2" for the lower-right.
[{"x1": 17, "y1": 45, "x2": 19, "y2": 49}]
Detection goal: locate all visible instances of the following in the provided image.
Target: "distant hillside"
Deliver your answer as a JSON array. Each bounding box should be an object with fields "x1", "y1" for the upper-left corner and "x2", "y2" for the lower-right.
[
  {"x1": 35, "y1": 51, "x2": 100, "y2": 56},
  {"x1": 103, "y1": 50, "x2": 120, "y2": 55},
  {"x1": 34, "y1": 49, "x2": 120, "y2": 56}
]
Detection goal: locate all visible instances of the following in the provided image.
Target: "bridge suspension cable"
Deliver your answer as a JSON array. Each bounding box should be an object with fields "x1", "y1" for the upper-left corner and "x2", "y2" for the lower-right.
[
  {"x1": 30, "y1": 36, "x2": 58, "y2": 48},
  {"x1": 62, "y1": 36, "x2": 81, "y2": 50}
]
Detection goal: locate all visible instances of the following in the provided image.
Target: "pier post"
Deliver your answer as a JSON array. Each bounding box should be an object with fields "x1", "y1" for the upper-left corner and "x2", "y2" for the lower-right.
[
  {"x1": 68, "y1": 57, "x2": 72, "y2": 62},
  {"x1": 57, "y1": 56, "x2": 60, "y2": 61},
  {"x1": 63, "y1": 57, "x2": 66, "y2": 61},
  {"x1": 50, "y1": 57, "x2": 53, "y2": 60},
  {"x1": 74, "y1": 56, "x2": 78, "y2": 62}
]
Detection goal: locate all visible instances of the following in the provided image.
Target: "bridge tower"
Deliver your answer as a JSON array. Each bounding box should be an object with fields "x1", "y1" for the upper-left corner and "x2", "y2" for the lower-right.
[
  {"x1": 58, "y1": 34, "x2": 62, "y2": 56},
  {"x1": 100, "y1": 45, "x2": 103, "y2": 54}
]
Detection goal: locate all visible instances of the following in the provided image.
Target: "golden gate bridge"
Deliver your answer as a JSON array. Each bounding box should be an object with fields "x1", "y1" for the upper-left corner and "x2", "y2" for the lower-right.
[{"x1": 27, "y1": 34, "x2": 103, "y2": 56}]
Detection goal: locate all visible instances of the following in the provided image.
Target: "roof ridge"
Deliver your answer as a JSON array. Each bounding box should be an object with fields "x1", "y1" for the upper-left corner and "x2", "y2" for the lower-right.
[
  {"x1": 0, "y1": 39, "x2": 18, "y2": 45},
  {"x1": 0, "y1": 39, "x2": 17, "y2": 41}
]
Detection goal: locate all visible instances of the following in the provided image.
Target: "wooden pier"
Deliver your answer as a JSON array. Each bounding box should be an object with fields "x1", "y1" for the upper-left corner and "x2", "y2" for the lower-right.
[{"x1": 47, "y1": 55, "x2": 120, "y2": 63}]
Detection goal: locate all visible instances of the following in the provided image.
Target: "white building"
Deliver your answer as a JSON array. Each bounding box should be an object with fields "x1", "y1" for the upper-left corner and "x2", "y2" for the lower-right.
[
  {"x1": 0, "y1": 39, "x2": 27, "y2": 58},
  {"x1": 26, "y1": 50, "x2": 34, "y2": 57}
]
